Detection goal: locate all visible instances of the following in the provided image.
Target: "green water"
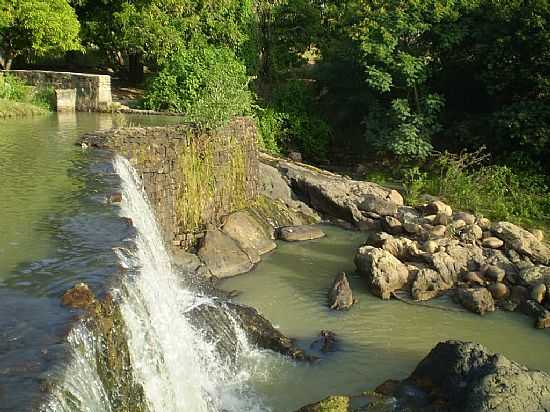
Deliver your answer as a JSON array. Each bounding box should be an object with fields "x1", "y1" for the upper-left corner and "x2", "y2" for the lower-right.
[
  {"x1": 0, "y1": 112, "x2": 181, "y2": 411},
  {"x1": 221, "y1": 225, "x2": 550, "y2": 412}
]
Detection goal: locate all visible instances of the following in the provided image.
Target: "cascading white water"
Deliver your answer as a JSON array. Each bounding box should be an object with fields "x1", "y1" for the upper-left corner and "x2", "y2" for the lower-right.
[
  {"x1": 44, "y1": 155, "x2": 270, "y2": 412},
  {"x1": 112, "y1": 155, "x2": 268, "y2": 412}
]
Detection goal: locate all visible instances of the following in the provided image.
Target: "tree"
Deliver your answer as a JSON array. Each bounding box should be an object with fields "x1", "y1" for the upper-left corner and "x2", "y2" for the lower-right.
[{"x1": 0, "y1": 0, "x2": 81, "y2": 70}]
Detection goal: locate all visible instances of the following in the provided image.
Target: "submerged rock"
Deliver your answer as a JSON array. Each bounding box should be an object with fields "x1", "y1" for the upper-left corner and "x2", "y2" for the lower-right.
[
  {"x1": 310, "y1": 330, "x2": 338, "y2": 353},
  {"x1": 279, "y1": 225, "x2": 325, "y2": 242},
  {"x1": 355, "y1": 246, "x2": 409, "y2": 300},
  {"x1": 328, "y1": 272, "x2": 355, "y2": 310},
  {"x1": 395, "y1": 340, "x2": 550, "y2": 412},
  {"x1": 197, "y1": 229, "x2": 254, "y2": 278}
]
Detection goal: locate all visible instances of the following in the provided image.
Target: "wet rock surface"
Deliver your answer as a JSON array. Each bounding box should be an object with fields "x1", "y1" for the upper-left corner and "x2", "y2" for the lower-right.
[
  {"x1": 310, "y1": 330, "x2": 338, "y2": 353},
  {"x1": 198, "y1": 229, "x2": 254, "y2": 278},
  {"x1": 328, "y1": 273, "x2": 355, "y2": 310},
  {"x1": 392, "y1": 340, "x2": 550, "y2": 412},
  {"x1": 279, "y1": 225, "x2": 326, "y2": 242}
]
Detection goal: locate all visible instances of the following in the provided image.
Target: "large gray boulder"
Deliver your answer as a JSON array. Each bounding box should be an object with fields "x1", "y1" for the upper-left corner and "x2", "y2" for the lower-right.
[
  {"x1": 411, "y1": 268, "x2": 453, "y2": 301},
  {"x1": 197, "y1": 229, "x2": 253, "y2": 278},
  {"x1": 399, "y1": 340, "x2": 550, "y2": 412},
  {"x1": 222, "y1": 210, "x2": 276, "y2": 263},
  {"x1": 355, "y1": 246, "x2": 409, "y2": 299},
  {"x1": 275, "y1": 159, "x2": 403, "y2": 226},
  {"x1": 518, "y1": 265, "x2": 550, "y2": 286},
  {"x1": 492, "y1": 221, "x2": 550, "y2": 265}
]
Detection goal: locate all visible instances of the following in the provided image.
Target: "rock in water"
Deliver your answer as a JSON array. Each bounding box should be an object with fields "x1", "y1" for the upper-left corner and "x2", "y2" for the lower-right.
[
  {"x1": 355, "y1": 246, "x2": 409, "y2": 300},
  {"x1": 457, "y1": 287, "x2": 495, "y2": 315},
  {"x1": 328, "y1": 272, "x2": 354, "y2": 310},
  {"x1": 399, "y1": 340, "x2": 550, "y2": 412},
  {"x1": 278, "y1": 225, "x2": 325, "y2": 242},
  {"x1": 198, "y1": 229, "x2": 254, "y2": 278},
  {"x1": 61, "y1": 283, "x2": 96, "y2": 309},
  {"x1": 295, "y1": 396, "x2": 350, "y2": 412},
  {"x1": 222, "y1": 210, "x2": 276, "y2": 263},
  {"x1": 310, "y1": 330, "x2": 338, "y2": 353}
]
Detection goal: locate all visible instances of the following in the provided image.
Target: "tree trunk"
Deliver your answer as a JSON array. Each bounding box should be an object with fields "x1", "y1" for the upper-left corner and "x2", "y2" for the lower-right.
[
  {"x1": 5, "y1": 59, "x2": 12, "y2": 71},
  {"x1": 128, "y1": 53, "x2": 144, "y2": 85}
]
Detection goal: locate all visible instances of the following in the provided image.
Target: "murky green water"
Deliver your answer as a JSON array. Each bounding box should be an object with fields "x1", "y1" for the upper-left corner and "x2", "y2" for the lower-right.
[
  {"x1": 0, "y1": 113, "x2": 180, "y2": 411},
  {"x1": 221, "y1": 225, "x2": 550, "y2": 412}
]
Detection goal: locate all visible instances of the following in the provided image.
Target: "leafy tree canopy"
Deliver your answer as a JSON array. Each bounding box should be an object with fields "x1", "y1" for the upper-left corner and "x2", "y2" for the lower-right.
[{"x1": 0, "y1": 0, "x2": 81, "y2": 69}]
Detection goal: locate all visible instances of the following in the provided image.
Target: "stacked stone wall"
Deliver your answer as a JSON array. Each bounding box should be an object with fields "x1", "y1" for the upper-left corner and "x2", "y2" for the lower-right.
[
  {"x1": 81, "y1": 118, "x2": 259, "y2": 249},
  {"x1": 2, "y1": 70, "x2": 112, "y2": 111}
]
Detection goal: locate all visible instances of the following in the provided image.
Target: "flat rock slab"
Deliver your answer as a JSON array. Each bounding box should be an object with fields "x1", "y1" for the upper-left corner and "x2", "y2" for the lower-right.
[{"x1": 279, "y1": 225, "x2": 325, "y2": 242}]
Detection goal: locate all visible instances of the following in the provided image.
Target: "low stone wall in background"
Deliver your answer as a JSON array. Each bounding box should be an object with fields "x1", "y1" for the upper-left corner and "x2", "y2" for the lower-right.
[
  {"x1": 81, "y1": 118, "x2": 259, "y2": 249},
  {"x1": 2, "y1": 70, "x2": 112, "y2": 111}
]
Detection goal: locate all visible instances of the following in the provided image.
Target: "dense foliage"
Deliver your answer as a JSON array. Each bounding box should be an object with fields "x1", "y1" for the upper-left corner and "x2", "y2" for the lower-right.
[
  {"x1": 0, "y1": 0, "x2": 81, "y2": 70},
  {"x1": 2, "y1": 0, "x2": 549, "y2": 219},
  {"x1": 143, "y1": 44, "x2": 253, "y2": 128},
  {"x1": 0, "y1": 74, "x2": 54, "y2": 116}
]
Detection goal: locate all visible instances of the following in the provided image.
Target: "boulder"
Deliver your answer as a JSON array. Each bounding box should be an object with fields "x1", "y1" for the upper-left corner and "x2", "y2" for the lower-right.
[
  {"x1": 454, "y1": 212, "x2": 476, "y2": 225},
  {"x1": 477, "y1": 217, "x2": 491, "y2": 230},
  {"x1": 277, "y1": 159, "x2": 403, "y2": 226},
  {"x1": 403, "y1": 222, "x2": 421, "y2": 235},
  {"x1": 188, "y1": 302, "x2": 313, "y2": 361},
  {"x1": 531, "y1": 229, "x2": 545, "y2": 242},
  {"x1": 289, "y1": 151, "x2": 303, "y2": 162},
  {"x1": 198, "y1": 229, "x2": 253, "y2": 278},
  {"x1": 359, "y1": 193, "x2": 399, "y2": 216},
  {"x1": 399, "y1": 340, "x2": 550, "y2": 411},
  {"x1": 518, "y1": 265, "x2": 550, "y2": 286},
  {"x1": 425, "y1": 201, "x2": 452, "y2": 217},
  {"x1": 510, "y1": 285, "x2": 529, "y2": 305},
  {"x1": 427, "y1": 243, "x2": 484, "y2": 283},
  {"x1": 462, "y1": 271, "x2": 486, "y2": 287},
  {"x1": 521, "y1": 300, "x2": 550, "y2": 329},
  {"x1": 355, "y1": 246, "x2": 409, "y2": 299},
  {"x1": 487, "y1": 282, "x2": 510, "y2": 300},
  {"x1": 411, "y1": 268, "x2": 453, "y2": 301},
  {"x1": 328, "y1": 272, "x2": 355, "y2": 310},
  {"x1": 482, "y1": 237, "x2": 504, "y2": 249},
  {"x1": 483, "y1": 265, "x2": 506, "y2": 283},
  {"x1": 61, "y1": 283, "x2": 96, "y2": 309},
  {"x1": 382, "y1": 216, "x2": 403, "y2": 235},
  {"x1": 492, "y1": 221, "x2": 550, "y2": 265},
  {"x1": 430, "y1": 225, "x2": 447, "y2": 238},
  {"x1": 459, "y1": 224, "x2": 483, "y2": 242},
  {"x1": 457, "y1": 288, "x2": 495, "y2": 315},
  {"x1": 531, "y1": 283, "x2": 547, "y2": 304},
  {"x1": 278, "y1": 225, "x2": 325, "y2": 242},
  {"x1": 222, "y1": 211, "x2": 276, "y2": 263}
]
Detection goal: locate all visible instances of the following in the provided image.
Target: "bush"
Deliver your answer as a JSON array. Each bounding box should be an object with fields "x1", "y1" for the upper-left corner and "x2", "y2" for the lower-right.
[
  {"x1": 258, "y1": 80, "x2": 331, "y2": 162},
  {"x1": 0, "y1": 75, "x2": 28, "y2": 101},
  {"x1": 401, "y1": 149, "x2": 550, "y2": 227},
  {"x1": 143, "y1": 44, "x2": 253, "y2": 129}
]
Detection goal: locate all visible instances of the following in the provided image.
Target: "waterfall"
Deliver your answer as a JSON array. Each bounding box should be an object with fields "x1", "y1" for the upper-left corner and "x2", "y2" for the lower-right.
[{"x1": 43, "y1": 155, "x2": 269, "y2": 412}]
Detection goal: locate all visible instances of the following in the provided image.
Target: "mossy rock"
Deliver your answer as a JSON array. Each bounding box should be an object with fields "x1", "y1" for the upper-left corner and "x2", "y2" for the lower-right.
[{"x1": 296, "y1": 395, "x2": 351, "y2": 412}]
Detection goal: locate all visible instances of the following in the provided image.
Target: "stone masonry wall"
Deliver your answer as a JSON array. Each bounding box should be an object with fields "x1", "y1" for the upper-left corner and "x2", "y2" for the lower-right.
[
  {"x1": 81, "y1": 118, "x2": 259, "y2": 249},
  {"x1": 3, "y1": 70, "x2": 112, "y2": 111}
]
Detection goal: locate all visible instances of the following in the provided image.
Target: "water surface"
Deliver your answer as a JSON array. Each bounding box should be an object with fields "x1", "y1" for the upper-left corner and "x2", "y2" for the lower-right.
[
  {"x1": 221, "y1": 225, "x2": 550, "y2": 411},
  {"x1": 0, "y1": 113, "x2": 181, "y2": 411}
]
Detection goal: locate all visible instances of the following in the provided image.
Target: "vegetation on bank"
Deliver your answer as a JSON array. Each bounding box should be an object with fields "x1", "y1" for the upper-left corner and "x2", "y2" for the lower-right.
[
  {"x1": 1, "y1": 0, "x2": 549, "y2": 228},
  {"x1": 0, "y1": 74, "x2": 54, "y2": 117}
]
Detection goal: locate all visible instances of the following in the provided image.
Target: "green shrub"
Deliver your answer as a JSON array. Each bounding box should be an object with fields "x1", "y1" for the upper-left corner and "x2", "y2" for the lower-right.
[
  {"x1": 401, "y1": 149, "x2": 550, "y2": 227},
  {"x1": 260, "y1": 80, "x2": 331, "y2": 162},
  {"x1": 0, "y1": 75, "x2": 28, "y2": 101},
  {"x1": 143, "y1": 44, "x2": 253, "y2": 129}
]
